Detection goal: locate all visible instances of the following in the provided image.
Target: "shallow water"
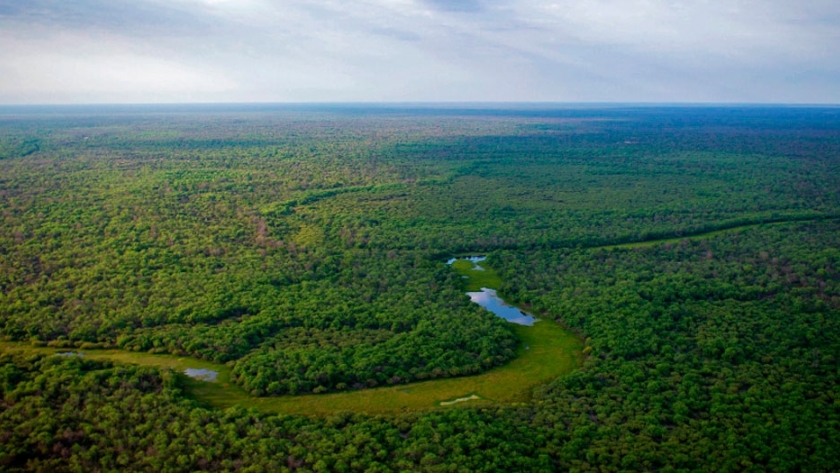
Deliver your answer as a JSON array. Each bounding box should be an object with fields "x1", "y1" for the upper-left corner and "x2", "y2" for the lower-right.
[
  {"x1": 184, "y1": 368, "x2": 218, "y2": 381},
  {"x1": 467, "y1": 288, "x2": 537, "y2": 326},
  {"x1": 448, "y1": 256, "x2": 536, "y2": 325},
  {"x1": 446, "y1": 256, "x2": 486, "y2": 270},
  {"x1": 440, "y1": 394, "x2": 481, "y2": 406},
  {"x1": 56, "y1": 351, "x2": 85, "y2": 357}
]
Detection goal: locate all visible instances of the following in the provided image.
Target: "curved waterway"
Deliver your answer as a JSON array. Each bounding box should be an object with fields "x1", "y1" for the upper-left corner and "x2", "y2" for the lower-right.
[
  {"x1": 467, "y1": 289, "x2": 537, "y2": 325},
  {"x1": 0, "y1": 257, "x2": 583, "y2": 415},
  {"x1": 446, "y1": 256, "x2": 538, "y2": 325}
]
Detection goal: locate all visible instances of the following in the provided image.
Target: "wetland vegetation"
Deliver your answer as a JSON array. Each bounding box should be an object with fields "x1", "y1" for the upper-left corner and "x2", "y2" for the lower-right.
[
  {"x1": 0, "y1": 255, "x2": 582, "y2": 415},
  {"x1": 1, "y1": 105, "x2": 840, "y2": 471}
]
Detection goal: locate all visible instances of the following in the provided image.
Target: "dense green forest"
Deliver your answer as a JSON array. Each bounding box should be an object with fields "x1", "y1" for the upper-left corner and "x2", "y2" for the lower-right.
[{"x1": 1, "y1": 105, "x2": 839, "y2": 471}]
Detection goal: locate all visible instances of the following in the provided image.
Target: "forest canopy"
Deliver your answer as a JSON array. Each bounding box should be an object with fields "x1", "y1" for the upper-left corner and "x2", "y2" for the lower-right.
[{"x1": 1, "y1": 105, "x2": 839, "y2": 471}]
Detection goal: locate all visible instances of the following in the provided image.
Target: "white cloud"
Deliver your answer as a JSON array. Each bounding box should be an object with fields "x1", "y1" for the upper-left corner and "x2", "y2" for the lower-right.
[
  {"x1": 0, "y1": 0, "x2": 838, "y2": 103},
  {"x1": 0, "y1": 30, "x2": 237, "y2": 103}
]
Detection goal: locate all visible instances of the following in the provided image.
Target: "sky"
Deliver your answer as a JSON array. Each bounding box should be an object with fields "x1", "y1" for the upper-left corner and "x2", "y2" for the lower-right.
[{"x1": 1, "y1": 0, "x2": 839, "y2": 104}]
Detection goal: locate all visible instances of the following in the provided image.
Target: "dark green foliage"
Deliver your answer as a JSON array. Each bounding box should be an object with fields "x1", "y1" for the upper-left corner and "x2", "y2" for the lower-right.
[
  {"x1": 497, "y1": 220, "x2": 840, "y2": 471},
  {"x1": 0, "y1": 353, "x2": 551, "y2": 472},
  {"x1": 0, "y1": 114, "x2": 523, "y2": 392},
  {"x1": 1, "y1": 105, "x2": 840, "y2": 471}
]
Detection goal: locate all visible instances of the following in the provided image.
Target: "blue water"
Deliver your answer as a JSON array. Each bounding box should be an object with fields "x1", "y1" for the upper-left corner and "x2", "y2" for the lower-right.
[
  {"x1": 448, "y1": 257, "x2": 538, "y2": 325},
  {"x1": 467, "y1": 288, "x2": 537, "y2": 326},
  {"x1": 184, "y1": 368, "x2": 218, "y2": 382},
  {"x1": 446, "y1": 256, "x2": 486, "y2": 270}
]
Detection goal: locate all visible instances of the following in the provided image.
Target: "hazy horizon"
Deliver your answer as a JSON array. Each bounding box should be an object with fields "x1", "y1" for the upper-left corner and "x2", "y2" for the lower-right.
[{"x1": 3, "y1": 101, "x2": 840, "y2": 108}]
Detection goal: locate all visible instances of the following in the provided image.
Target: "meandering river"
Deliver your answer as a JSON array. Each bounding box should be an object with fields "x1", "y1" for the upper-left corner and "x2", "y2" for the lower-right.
[{"x1": 0, "y1": 256, "x2": 583, "y2": 415}]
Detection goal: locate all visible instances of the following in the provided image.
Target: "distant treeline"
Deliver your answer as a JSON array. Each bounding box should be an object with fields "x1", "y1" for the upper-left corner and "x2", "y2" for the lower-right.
[{"x1": 1, "y1": 107, "x2": 839, "y2": 471}]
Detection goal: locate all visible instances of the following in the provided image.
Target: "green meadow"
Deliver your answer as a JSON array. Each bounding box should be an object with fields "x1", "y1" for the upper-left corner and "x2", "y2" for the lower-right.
[{"x1": 451, "y1": 258, "x2": 503, "y2": 291}]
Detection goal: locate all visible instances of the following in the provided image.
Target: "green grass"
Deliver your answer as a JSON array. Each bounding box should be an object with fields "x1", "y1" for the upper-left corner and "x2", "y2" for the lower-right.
[
  {"x1": 1, "y1": 320, "x2": 582, "y2": 416},
  {"x1": 0, "y1": 343, "x2": 250, "y2": 409},
  {"x1": 0, "y1": 259, "x2": 584, "y2": 416},
  {"x1": 451, "y1": 259, "x2": 502, "y2": 290},
  {"x1": 239, "y1": 320, "x2": 582, "y2": 415}
]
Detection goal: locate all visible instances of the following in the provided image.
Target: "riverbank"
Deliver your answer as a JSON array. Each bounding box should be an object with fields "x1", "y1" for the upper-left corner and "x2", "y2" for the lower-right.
[{"x1": 0, "y1": 258, "x2": 584, "y2": 415}]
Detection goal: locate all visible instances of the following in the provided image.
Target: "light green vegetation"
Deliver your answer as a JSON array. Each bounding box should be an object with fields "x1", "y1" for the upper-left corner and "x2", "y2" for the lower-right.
[
  {"x1": 246, "y1": 320, "x2": 582, "y2": 415},
  {"x1": 0, "y1": 342, "x2": 249, "y2": 409},
  {"x1": 4, "y1": 107, "x2": 840, "y2": 471},
  {"x1": 451, "y1": 259, "x2": 503, "y2": 290},
  {"x1": 439, "y1": 394, "x2": 481, "y2": 406},
  {"x1": 1, "y1": 316, "x2": 582, "y2": 415}
]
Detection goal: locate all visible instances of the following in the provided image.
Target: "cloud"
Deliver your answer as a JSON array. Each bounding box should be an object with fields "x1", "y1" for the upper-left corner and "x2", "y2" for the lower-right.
[
  {"x1": 0, "y1": 0, "x2": 215, "y2": 36},
  {"x1": 0, "y1": 29, "x2": 237, "y2": 104},
  {"x1": 0, "y1": 0, "x2": 838, "y2": 103},
  {"x1": 421, "y1": 0, "x2": 491, "y2": 13}
]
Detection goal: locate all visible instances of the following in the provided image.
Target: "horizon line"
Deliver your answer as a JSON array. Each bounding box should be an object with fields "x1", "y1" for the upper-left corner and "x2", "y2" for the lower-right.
[{"x1": 2, "y1": 101, "x2": 840, "y2": 108}]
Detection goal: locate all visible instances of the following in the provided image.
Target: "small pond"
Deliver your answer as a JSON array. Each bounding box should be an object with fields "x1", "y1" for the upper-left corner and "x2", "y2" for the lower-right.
[
  {"x1": 448, "y1": 257, "x2": 538, "y2": 326},
  {"x1": 184, "y1": 368, "x2": 218, "y2": 382},
  {"x1": 467, "y1": 288, "x2": 537, "y2": 326},
  {"x1": 446, "y1": 256, "x2": 486, "y2": 270},
  {"x1": 56, "y1": 351, "x2": 85, "y2": 357}
]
